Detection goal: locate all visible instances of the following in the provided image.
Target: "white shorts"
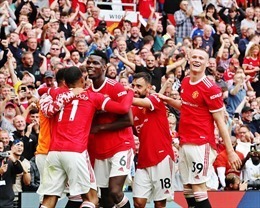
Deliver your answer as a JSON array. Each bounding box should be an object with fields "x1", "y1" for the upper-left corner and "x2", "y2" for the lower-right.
[
  {"x1": 178, "y1": 144, "x2": 217, "y2": 185},
  {"x1": 37, "y1": 150, "x2": 96, "y2": 197},
  {"x1": 94, "y1": 149, "x2": 134, "y2": 188},
  {"x1": 35, "y1": 154, "x2": 47, "y2": 180},
  {"x1": 133, "y1": 155, "x2": 175, "y2": 202}
]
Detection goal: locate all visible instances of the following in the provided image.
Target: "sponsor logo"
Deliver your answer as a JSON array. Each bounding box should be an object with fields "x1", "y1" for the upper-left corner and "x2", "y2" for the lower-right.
[
  {"x1": 118, "y1": 91, "x2": 127, "y2": 97},
  {"x1": 210, "y1": 92, "x2": 222, "y2": 100}
]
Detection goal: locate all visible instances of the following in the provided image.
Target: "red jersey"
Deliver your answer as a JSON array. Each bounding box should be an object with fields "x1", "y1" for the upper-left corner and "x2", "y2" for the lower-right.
[
  {"x1": 138, "y1": 0, "x2": 155, "y2": 18},
  {"x1": 179, "y1": 76, "x2": 223, "y2": 150},
  {"x1": 243, "y1": 56, "x2": 260, "y2": 81},
  {"x1": 223, "y1": 68, "x2": 235, "y2": 81},
  {"x1": 132, "y1": 94, "x2": 174, "y2": 169},
  {"x1": 89, "y1": 78, "x2": 134, "y2": 159},
  {"x1": 213, "y1": 150, "x2": 244, "y2": 176}
]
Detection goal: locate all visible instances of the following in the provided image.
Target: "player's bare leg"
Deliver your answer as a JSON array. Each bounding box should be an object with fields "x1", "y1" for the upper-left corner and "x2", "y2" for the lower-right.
[
  {"x1": 40, "y1": 195, "x2": 58, "y2": 208},
  {"x1": 133, "y1": 197, "x2": 147, "y2": 208},
  {"x1": 100, "y1": 175, "x2": 130, "y2": 208},
  {"x1": 154, "y1": 199, "x2": 167, "y2": 208},
  {"x1": 81, "y1": 188, "x2": 99, "y2": 208}
]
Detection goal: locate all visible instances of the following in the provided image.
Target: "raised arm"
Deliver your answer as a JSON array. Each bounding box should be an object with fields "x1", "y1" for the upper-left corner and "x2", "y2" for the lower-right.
[
  {"x1": 166, "y1": 57, "x2": 186, "y2": 73},
  {"x1": 114, "y1": 49, "x2": 136, "y2": 71},
  {"x1": 156, "y1": 93, "x2": 182, "y2": 110}
]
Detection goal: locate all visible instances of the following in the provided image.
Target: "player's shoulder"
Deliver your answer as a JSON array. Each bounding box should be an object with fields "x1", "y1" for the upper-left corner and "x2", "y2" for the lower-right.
[
  {"x1": 106, "y1": 78, "x2": 119, "y2": 87},
  {"x1": 201, "y1": 76, "x2": 215, "y2": 89}
]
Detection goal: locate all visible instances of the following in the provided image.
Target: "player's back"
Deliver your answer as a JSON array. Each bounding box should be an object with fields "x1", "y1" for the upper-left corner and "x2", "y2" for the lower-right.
[{"x1": 50, "y1": 89, "x2": 105, "y2": 153}]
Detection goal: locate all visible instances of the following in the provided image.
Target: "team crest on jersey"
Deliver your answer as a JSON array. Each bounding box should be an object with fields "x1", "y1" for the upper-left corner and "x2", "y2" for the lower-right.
[{"x1": 192, "y1": 91, "x2": 199, "y2": 99}]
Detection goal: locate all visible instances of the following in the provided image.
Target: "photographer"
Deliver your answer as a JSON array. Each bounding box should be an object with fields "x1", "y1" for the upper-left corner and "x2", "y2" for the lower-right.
[
  {"x1": 0, "y1": 140, "x2": 23, "y2": 208},
  {"x1": 241, "y1": 146, "x2": 260, "y2": 183}
]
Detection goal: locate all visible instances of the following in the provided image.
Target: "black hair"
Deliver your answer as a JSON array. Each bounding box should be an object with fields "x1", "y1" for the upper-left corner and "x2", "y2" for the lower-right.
[
  {"x1": 70, "y1": 49, "x2": 80, "y2": 55},
  {"x1": 133, "y1": 72, "x2": 152, "y2": 85},
  {"x1": 216, "y1": 66, "x2": 225, "y2": 73},
  {"x1": 60, "y1": 11, "x2": 69, "y2": 17},
  {"x1": 91, "y1": 50, "x2": 108, "y2": 64},
  {"x1": 29, "y1": 108, "x2": 39, "y2": 114},
  {"x1": 64, "y1": 66, "x2": 83, "y2": 87},
  {"x1": 124, "y1": 19, "x2": 132, "y2": 26},
  {"x1": 56, "y1": 68, "x2": 66, "y2": 84}
]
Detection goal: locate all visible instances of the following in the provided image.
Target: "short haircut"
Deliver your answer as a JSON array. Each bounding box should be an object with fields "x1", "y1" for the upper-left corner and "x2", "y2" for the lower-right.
[
  {"x1": 70, "y1": 49, "x2": 80, "y2": 55},
  {"x1": 29, "y1": 108, "x2": 39, "y2": 114},
  {"x1": 216, "y1": 66, "x2": 225, "y2": 73},
  {"x1": 91, "y1": 50, "x2": 108, "y2": 64},
  {"x1": 133, "y1": 72, "x2": 152, "y2": 85},
  {"x1": 64, "y1": 66, "x2": 82, "y2": 86},
  {"x1": 124, "y1": 19, "x2": 132, "y2": 26},
  {"x1": 56, "y1": 68, "x2": 66, "y2": 84}
]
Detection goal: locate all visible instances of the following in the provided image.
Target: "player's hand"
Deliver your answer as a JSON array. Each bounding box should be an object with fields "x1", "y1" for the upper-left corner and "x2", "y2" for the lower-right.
[{"x1": 227, "y1": 151, "x2": 242, "y2": 171}]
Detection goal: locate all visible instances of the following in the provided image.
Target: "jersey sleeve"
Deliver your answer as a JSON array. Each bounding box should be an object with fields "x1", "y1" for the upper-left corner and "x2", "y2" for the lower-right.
[
  {"x1": 204, "y1": 84, "x2": 224, "y2": 113},
  {"x1": 147, "y1": 94, "x2": 163, "y2": 111},
  {"x1": 103, "y1": 90, "x2": 134, "y2": 114},
  {"x1": 39, "y1": 89, "x2": 76, "y2": 118}
]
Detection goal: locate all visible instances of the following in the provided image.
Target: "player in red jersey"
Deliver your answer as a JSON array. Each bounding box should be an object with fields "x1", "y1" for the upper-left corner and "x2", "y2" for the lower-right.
[
  {"x1": 158, "y1": 48, "x2": 242, "y2": 208},
  {"x1": 131, "y1": 72, "x2": 175, "y2": 208},
  {"x1": 38, "y1": 66, "x2": 134, "y2": 208},
  {"x1": 87, "y1": 50, "x2": 134, "y2": 208}
]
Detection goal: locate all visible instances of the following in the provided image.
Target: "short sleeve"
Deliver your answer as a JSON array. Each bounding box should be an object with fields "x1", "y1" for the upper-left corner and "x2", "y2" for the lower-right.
[{"x1": 204, "y1": 84, "x2": 224, "y2": 113}]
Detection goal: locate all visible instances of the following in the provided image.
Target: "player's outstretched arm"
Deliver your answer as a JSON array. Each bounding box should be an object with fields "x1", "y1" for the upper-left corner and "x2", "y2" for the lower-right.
[
  {"x1": 155, "y1": 93, "x2": 182, "y2": 110},
  {"x1": 104, "y1": 90, "x2": 134, "y2": 114},
  {"x1": 212, "y1": 110, "x2": 242, "y2": 171}
]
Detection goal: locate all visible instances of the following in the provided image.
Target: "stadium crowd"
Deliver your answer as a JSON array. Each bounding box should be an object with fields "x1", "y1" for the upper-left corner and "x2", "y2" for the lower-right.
[{"x1": 0, "y1": 0, "x2": 259, "y2": 207}]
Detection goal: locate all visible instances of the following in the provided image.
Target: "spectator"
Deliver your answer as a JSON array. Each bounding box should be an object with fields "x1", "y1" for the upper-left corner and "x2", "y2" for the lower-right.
[
  {"x1": 214, "y1": 136, "x2": 244, "y2": 188},
  {"x1": 201, "y1": 24, "x2": 214, "y2": 56},
  {"x1": 214, "y1": 66, "x2": 228, "y2": 94},
  {"x1": 116, "y1": 49, "x2": 186, "y2": 92},
  {"x1": 174, "y1": 0, "x2": 194, "y2": 43},
  {"x1": 190, "y1": 15, "x2": 215, "y2": 39},
  {"x1": 224, "y1": 173, "x2": 247, "y2": 191},
  {"x1": 162, "y1": 25, "x2": 176, "y2": 43},
  {"x1": 242, "y1": 43, "x2": 260, "y2": 93},
  {"x1": 218, "y1": 2, "x2": 246, "y2": 37},
  {"x1": 11, "y1": 139, "x2": 31, "y2": 205},
  {"x1": 0, "y1": 94, "x2": 20, "y2": 134},
  {"x1": 12, "y1": 115, "x2": 38, "y2": 160},
  {"x1": 241, "y1": 149, "x2": 260, "y2": 182},
  {"x1": 16, "y1": 51, "x2": 46, "y2": 83},
  {"x1": 126, "y1": 27, "x2": 144, "y2": 51},
  {"x1": 226, "y1": 73, "x2": 248, "y2": 118},
  {"x1": 0, "y1": 140, "x2": 23, "y2": 208},
  {"x1": 0, "y1": 129, "x2": 11, "y2": 151},
  {"x1": 238, "y1": 27, "x2": 255, "y2": 64},
  {"x1": 241, "y1": 7, "x2": 256, "y2": 31},
  {"x1": 235, "y1": 125, "x2": 254, "y2": 157},
  {"x1": 241, "y1": 106, "x2": 260, "y2": 136},
  {"x1": 206, "y1": 57, "x2": 217, "y2": 76}
]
